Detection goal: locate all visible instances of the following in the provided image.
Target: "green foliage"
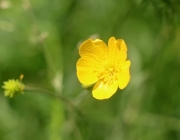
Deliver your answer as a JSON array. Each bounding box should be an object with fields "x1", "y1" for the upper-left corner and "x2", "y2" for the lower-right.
[{"x1": 0, "y1": 0, "x2": 180, "y2": 140}]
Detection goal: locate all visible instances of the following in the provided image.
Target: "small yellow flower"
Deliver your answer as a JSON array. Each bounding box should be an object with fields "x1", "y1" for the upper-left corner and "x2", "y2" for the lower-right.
[
  {"x1": 76, "y1": 37, "x2": 131, "y2": 100},
  {"x1": 2, "y1": 75, "x2": 25, "y2": 98}
]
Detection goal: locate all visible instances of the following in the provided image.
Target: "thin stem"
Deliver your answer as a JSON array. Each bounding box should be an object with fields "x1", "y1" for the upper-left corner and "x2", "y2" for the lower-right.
[
  {"x1": 23, "y1": 0, "x2": 57, "y2": 73},
  {"x1": 25, "y1": 86, "x2": 83, "y2": 117}
]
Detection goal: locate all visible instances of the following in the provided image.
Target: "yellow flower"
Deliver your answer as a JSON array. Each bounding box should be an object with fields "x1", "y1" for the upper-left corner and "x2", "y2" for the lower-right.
[
  {"x1": 76, "y1": 37, "x2": 131, "y2": 100},
  {"x1": 2, "y1": 75, "x2": 25, "y2": 98}
]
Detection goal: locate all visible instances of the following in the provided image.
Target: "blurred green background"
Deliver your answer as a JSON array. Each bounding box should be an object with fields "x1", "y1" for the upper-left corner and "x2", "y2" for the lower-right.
[{"x1": 0, "y1": 0, "x2": 180, "y2": 140}]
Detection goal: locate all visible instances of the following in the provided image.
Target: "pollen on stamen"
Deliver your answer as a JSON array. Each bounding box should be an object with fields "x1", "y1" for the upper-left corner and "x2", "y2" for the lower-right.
[{"x1": 98, "y1": 66, "x2": 118, "y2": 86}]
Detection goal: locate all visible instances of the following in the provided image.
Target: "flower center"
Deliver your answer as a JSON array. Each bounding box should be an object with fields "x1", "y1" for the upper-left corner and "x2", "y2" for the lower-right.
[{"x1": 98, "y1": 66, "x2": 118, "y2": 85}]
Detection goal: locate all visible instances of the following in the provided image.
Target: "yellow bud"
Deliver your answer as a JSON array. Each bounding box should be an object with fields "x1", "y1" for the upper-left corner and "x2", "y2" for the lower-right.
[{"x1": 2, "y1": 76, "x2": 25, "y2": 98}]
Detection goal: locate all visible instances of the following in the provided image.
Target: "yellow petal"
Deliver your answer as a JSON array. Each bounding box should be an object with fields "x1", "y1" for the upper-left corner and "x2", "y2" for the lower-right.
[
  {"x1": 108, "y1": 37, "x2": 118, "y2": 55},
  {"x1": 108, "y1": 37, "x2": 127, "y2": 62},
  {"x1": 116, "y1": 39, "x2": 127, "y2": 52},
  {"x1": 79, "y1": 38, "x2": 108, "y2": 60},
  {"x1": 118, "y1": 60, "x2": 131, "y2": 89},
  {"x1": 92, "y1": 80, "x2": 118, "y2": 100},
  {"x1": 77, "y1": 70, "x2": 98, "y2": 85},
  {"x1": 76, "y1": 56, "x2": 98, "y2": 85},
  {"x1": 76, "y1": 56, "x2": 95, "y2": 70}
]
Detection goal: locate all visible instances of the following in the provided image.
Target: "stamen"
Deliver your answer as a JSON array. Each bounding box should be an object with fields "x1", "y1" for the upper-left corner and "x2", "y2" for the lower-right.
[{"x1": 98, "y1": 65, "x2": 118, "y2": 86}]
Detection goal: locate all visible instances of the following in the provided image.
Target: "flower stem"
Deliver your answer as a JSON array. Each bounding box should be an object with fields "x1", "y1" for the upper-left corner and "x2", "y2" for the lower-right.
[{"x1": 25, "y1": 86, "x2": 83, "y2": 116}]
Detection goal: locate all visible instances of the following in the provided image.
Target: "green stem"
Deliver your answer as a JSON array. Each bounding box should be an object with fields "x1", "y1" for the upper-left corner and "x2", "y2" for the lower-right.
[{"x1": 25, "y1": 86, "x2": 83, "y2": 118}]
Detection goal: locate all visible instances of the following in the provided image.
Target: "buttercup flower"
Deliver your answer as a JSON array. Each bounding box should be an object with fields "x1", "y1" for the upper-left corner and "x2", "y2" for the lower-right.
[
  {"x1": 76, "y1": 37, "x2": 131, "y2": 100},
  {"x1": 2, "y1": 75, "x2": 25, "y2": 98}
]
